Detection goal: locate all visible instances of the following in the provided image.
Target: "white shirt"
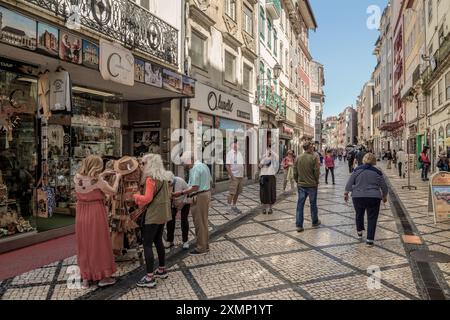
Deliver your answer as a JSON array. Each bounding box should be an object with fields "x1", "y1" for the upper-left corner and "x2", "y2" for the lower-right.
[
  {"x1": 49, "y1": 71, "x2": 71, "y2": 111},
  {"x1": 397, "y1": 150, "x2": 407, "y2": 163},
  {"x1": 171, "y1": 176, "x2": 189, "y2": 208},
  {"x1": 259, "y1": 153, "x2": 279, "y2": 176},
  {"x1": 226, "y1": 150, "x2": 244, "y2": 178}
]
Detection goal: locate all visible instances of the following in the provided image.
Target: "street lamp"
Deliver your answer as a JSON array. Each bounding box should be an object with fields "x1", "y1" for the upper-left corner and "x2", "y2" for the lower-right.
[{"x1": 273, "y1": 63, "x2": 282, "y2": 79}]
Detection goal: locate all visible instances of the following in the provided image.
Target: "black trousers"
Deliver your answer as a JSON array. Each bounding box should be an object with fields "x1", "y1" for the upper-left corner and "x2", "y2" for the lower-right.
[
  {"x1": 348, "y1": 161, "x2": 354, "y2": 173},
  {"x1": 398, "y1": 162, "x2": 403, "y2": 177},
  {"x1": 325, "y1": 167, "x2": 335, "y2": 183},
  {"x1": 352, "y1": 198, "x2": 381, "y2": 241},
  {"x1": 142, "y1": 224, "x2": 165, "y2": 273},
  {"x1": 166, "y1": 204, "x2": 190, "y2": 243}
]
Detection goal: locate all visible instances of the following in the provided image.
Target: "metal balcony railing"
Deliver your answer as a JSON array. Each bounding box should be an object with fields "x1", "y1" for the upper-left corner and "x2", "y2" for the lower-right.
[
  {"x1": 421, "y1": 33, "x2": 450, "y2": 88},
  {"x1": 23, "y1": 0, "x2": 179, "y2": 66}
]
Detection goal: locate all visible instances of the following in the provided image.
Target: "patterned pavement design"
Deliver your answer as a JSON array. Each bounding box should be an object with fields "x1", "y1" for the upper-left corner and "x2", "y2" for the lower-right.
[{"x1": 0, "y1": 162, "x2": 449, "y2": 300}]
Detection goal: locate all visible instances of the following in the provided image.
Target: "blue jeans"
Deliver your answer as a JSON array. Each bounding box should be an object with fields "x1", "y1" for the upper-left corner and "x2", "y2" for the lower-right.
[{"x1": 296, "y1": 187, "x2": 319, "y2": 228}]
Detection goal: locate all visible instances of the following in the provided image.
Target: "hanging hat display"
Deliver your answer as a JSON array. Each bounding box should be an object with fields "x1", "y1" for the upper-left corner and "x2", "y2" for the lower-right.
[{"x1": 114, "y1": 156, "x2": 139, "y2": 175}]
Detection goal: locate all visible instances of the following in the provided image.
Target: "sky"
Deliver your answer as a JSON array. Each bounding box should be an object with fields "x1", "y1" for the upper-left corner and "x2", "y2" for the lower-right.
[{"x1": 309, "y1": 0, "x2": 389, "y2": 118}]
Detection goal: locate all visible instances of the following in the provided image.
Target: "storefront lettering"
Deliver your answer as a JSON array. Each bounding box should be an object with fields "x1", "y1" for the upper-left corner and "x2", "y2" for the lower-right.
[
  {"x1": 207, "y1": 91, "x2": 234, "y2": 113},
  {"x1": 237, "y1": 110, "x2": 251, "y2": 120}
]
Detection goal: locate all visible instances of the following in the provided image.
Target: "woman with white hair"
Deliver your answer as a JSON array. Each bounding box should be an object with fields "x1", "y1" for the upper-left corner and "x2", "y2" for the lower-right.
[
  {"x1": 133, "y1": 153, "x2": 172, "y2": 288},
  {"x1": 344, "y1": 153, "x2": 389, "y2": 247},
  {"x1": 75, "y1": 155, "x2": 122, "y2": 289}
]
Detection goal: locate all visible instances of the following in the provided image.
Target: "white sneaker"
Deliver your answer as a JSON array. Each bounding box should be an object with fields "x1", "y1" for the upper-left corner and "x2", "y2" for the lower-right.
[{"x1": 182, "y1": 242, "x2": 190, "y2": 250}]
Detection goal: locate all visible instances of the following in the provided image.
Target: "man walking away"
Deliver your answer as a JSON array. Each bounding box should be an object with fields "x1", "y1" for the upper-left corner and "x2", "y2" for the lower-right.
[
  {"x1": 294, "y1": 142, "x2": 321, "y2": 232},
  {"x1": 226, "y1": 142, "x2": 245, "y2": 215},
  {"x1": 347, "y1": 148, "x2": 356, "y2": 174},
  {"x1": 177, "y1": 152, "x2": 212, "y2": 256},
  {"x1": 397, "y1": 149, "x2": 407, "y2": 178},
  {"x1": 355, "y1": 146, "x2": 367, "y2": 167}
]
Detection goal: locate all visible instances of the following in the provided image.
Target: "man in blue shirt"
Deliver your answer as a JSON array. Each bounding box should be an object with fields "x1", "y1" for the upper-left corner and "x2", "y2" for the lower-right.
[{"x1": 174, "y1": 152, "x2": 212, "y2": 255}]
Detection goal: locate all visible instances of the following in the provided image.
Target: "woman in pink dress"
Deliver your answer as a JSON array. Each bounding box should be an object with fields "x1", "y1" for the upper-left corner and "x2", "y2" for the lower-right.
[{"x1": 75, "y1": 155, "x2": 122, "y2": 289}]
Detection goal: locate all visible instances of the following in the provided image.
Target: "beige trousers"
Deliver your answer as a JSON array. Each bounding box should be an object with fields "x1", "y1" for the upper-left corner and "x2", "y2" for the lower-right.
[{"x1": 191, "y1": 191, "x2": 211, "y2": 253}]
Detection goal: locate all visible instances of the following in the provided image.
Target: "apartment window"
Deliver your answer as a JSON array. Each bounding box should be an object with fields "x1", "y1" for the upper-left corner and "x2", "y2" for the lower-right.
[
  {"x1": 432, "y1": 85, "x2": 437, "y2": 110},
  {"x1": 224, "y1": 51, "x2": 236, "y2": 83},
  {"x1": 438, "y1": 79, "x2": 444, "y2": 105},
  {"x1": 446, "y1": 72, "x2": 450, "y2": 100},
  {"x1": 243, "y1": 6, "x2": 253, "y2": 36},
  {"x1": 267, "y1": 19, "x2": 272, "y2": 49},
  {"x1": 225, "y1": 0, "x2": 236, "y2": 21},
  {"x1": 259, "y1": 6, "x2": 265, "y2": 40},
  {"x1": 273, "y1": 29, "x2": 278, "y2": 57},
  {"x1": 243, "y1": 64, "x2": 253, "y2": 92},
  {"x1": 190, "y1": 32, "x2": 206, "y2": 69}
]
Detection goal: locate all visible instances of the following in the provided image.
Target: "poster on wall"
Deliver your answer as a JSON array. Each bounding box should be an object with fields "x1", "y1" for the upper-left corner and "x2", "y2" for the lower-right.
[
  {"x1": 430, "y1": 172, "x2": 450, "y2": 223},
  {"x1": 144, "y1": 62, "x2": 162, "y2": 87},
  {"x1": 162, "y1": 69, "x2": 183, "y2": 93},
  {"x1": 82, "y1": 40, "x2": 99, "y2": 69},
  {"x1": 59, "y1": 31, "x2": 82, "y2": 64},
  {"x1": 182, "y1": 75, "x2": 195, "y2": 97},
  {"x1": 134, "y1": 59, "x2": 145, "y2": 83},
  {"x1": 37, "y1": 22, "x2": 59, "y2": 57},
  {"x1": 0, "y1": 6, "x2": 36, "y2": 51},
  {"x1": 133, "y1": 130, "x2": 161, "y2": 157},
  {"x1": 99, "y1": 39, "x2": 134, "y2": 86}
]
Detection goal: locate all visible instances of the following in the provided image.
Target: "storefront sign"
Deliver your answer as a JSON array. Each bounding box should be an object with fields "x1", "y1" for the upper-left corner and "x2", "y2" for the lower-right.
[
  {"x1": 282, "y1": 125, "x2": 294, "y2": 137},
  {"x1": 430, "y1": 172, "x2": 450, "y2": 223},
  {"x1": 191, "y1": 83, "x2": 254, "y2": 124},
  {"x1": 99, "y1": 40, "x2": 134, "y2": 86},
  {"x1": 0, "y1": 6, "x2": 37, "y2": 51},
  {"x1": 0, "y1": 57, "x2": 38, "y2": 76},
  {"x1": 162, "y1": 69, "x2": 183, "y2": 93}
]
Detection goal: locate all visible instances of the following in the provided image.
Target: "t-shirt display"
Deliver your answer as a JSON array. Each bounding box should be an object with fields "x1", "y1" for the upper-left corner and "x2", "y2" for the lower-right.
[{"x1": 49, "y1": 70, "x2": 72, "y2": 112}]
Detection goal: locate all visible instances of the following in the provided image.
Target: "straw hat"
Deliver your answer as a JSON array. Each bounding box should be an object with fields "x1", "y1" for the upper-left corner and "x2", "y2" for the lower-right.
[{"x1": 114, "y1": 156, "x2": 139, "y2": 174}]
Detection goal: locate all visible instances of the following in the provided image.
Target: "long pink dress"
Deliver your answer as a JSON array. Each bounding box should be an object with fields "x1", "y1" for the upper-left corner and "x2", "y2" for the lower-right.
[{"x1": 76, "y1": 189, "x2": 116, "y2": 281}]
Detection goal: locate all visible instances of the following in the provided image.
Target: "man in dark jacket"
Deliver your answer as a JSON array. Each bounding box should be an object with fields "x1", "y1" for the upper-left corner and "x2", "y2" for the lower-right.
[
  {"x1": 355, "y1": 146, "x2": 367, "y2": 167},
  {"x1": 347, "y1": 148, "x2": 357, "y2": 173},
  {"x1": 294, "y1": 142, "x2": 321, "y2": 232}
]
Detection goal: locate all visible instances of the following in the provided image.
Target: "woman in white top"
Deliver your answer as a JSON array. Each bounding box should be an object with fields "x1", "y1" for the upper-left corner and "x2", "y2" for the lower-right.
[{"x1": 259, "y1": 146, "x2": 279, "y2": 214}]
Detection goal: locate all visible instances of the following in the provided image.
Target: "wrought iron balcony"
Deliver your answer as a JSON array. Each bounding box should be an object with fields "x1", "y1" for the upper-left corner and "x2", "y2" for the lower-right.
[
  {"x1": 421, "y1": 33, "x2": 450, "y2": 90},
  {"x1": 266, "y1": 0, "x2": 281, "y2": 20},
  {"x1": 23, "y1": 0, "x2": 179, "y2": 67}
]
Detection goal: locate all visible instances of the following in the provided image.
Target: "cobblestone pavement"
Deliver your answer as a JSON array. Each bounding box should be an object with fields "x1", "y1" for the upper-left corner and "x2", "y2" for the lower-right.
[
  {"x1": 1, "y1": 162, "x2": 448, "y2": 300},
  {"x1": 379, "y1": 162, "x2": 450, "y2": 297}
]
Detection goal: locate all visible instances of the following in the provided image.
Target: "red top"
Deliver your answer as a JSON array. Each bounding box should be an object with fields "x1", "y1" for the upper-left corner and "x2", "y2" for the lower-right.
[
  {"x1": 282, "y1": 156, "x2": 295, "y2": 169},
  {"x1": 420, "y1": 152, "x2": 430, "y2": 164},
  {"x1": 324, "y1": 155, "x2": 335, "y2": 168},
  {"x1": 133, "y1": 177, "x2": 156, "y2": 207}
]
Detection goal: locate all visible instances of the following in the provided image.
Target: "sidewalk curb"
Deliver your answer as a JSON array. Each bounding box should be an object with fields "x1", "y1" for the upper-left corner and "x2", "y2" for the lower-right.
[
  {"x1": 384, "y1": 173, "x2": 449, "y2": 300},
  {"x1": 79, "y1": 187, "x2": 298, "y2": 300}
]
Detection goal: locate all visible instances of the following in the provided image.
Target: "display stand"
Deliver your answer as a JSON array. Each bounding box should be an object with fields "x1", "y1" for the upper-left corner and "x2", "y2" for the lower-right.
[{"x1": 402, "y1": 139, "x2": 417, "y2": 190}]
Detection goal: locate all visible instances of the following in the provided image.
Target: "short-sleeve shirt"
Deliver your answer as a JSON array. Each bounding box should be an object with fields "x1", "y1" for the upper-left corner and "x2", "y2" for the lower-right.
[
  {"x1": 226, "y1": 150, "x2": 244, "y2": 178},
  {"x1": 188, "y1": 161, "x2": 211, "y2": 192}
]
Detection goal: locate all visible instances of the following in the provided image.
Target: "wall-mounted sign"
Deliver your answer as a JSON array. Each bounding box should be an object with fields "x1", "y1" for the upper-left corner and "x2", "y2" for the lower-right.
[
  {"x1": 82, "y1": 40, "x2": 99, "y2": 69},
  {"x1": 182, "y1": 76, "x2": 196, "y2": 97},
  {"x1": 37, "y1": 22, "x2": 59, "y2": 57},
  {"x1": 162, "y1": 69, "x2": 182, "y2": 93},
  {"x1": 0, "y1": 6, "x2": 37, "y2": 51},
  {"x1": 144, "y1": 61, "x2": 162, "y2": 87},
  {"x1": 59, "y1": 31, "x2": 82, "y2": 64},
  {"x1": 282, "y1": 125, "x2": 294, "y2": 136},
  {"x1": 190, "y1": 83, "x2": 254, "y2": 124},
  {"x1": 134, "y1": 58, "x2": 145, "y2": 83},
  {"x1": 99, "y1": 39, "x2": 134, "y2": 86}
]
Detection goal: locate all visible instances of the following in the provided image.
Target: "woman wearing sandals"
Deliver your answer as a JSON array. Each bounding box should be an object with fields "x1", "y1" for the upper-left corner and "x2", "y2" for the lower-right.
[
  {"x1": 133, "y1": 154, "x2": 172, "y2": 288},
  {"x1": 74, "y1": 155, "x2": 122, "y2": 289}
]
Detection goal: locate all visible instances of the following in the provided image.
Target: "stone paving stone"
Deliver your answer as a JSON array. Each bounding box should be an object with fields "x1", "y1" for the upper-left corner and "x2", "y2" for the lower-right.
[
  {"x1": 190, "y1": 260, "x2": 283, "y2": 299},
  {"x1": 318, "y1": 214, "x2": 355, "y2": 226},
  {"x1": 226, "y1": 222, "x2": 276, "y2": 239},
  {"x1": 11, "y1": 267, "x2": 57, "y2": 285},
  {"x1": 323, "y1": 244, "x2": 408, "y2": 271},
  {"x1": 372, "y1": 227, "x2": 400, "y2": 241},
  {"x1": 287, "y1": 228, "x2": 357, "y2": 247},
  {"x1": 50, "y1": 283, "x2": 97, "y2": 300},
  {"x1": 302, "y1": 274, "x2": 410, "y2": 300},
  {"x1": 253, "y1": 212, "x2": 294, "y2": 222},
  {"x1": 261, "y1": 250, "x2": 353, "y2": 283},
  {"x1": 261, "y1": 219, "x2": 297, "y2": 232},
  {"x1": 421, "y1": 234, "x2": 450, "y2": 244},
  {"x1": 183, "y1": 241, "x2": 248, "y2": 267},
  {"x1": 2, "y1": 285, "x2": 51, "y2": 300},
  {"x1": 236, "y1": 233, "x2": 308, "y2": 256},
  {"x1": 236, "y1": 288, "x2": 306, "y2": 300},
  {"x1": 118, "y1": 271, "x2": 198, "y2": 300},
  {"x1": 381, "y1": 267, "x2": 420, "y2": 298},
  {"x1": 375, "y1": 239, "x2": 407, "y2": 257}
]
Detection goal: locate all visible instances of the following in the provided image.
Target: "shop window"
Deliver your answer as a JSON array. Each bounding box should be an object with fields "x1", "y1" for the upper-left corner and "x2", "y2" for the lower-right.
[
  {"x1": 0, "y1": 71, "x2": 37, "y2": 239},
  {"x1": 259, "y1": 6, "x2": 265, "y2": 40}
]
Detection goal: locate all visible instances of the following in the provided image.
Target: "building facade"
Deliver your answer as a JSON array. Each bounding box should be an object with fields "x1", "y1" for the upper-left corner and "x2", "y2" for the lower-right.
[{"x1": 310, "y1": 60, "x2": 325, "y2": 149}]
